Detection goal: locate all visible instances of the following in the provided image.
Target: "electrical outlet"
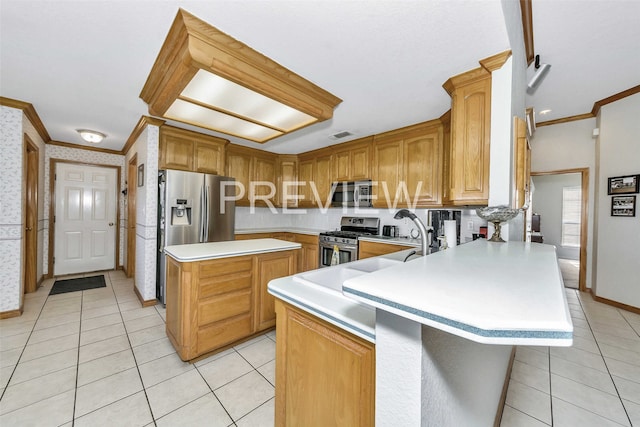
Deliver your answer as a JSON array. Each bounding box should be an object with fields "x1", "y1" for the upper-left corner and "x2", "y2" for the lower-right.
[{"x1": 467, "y1": 220, "x2": 474, "y2": 230}]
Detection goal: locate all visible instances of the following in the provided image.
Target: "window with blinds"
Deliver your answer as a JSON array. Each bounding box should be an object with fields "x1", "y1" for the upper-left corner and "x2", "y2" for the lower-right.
[{"x1": 562, "y1": 186, "x2": 581, "y2": 247}]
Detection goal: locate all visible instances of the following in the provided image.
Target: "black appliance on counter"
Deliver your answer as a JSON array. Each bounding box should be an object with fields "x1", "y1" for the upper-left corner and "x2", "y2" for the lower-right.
[
  {"x1": 428, "y1": 209, "x2": 461, "y2": 252},
  {"x1": 318, "y1": 216, "x2": 380, "y2": 268}
]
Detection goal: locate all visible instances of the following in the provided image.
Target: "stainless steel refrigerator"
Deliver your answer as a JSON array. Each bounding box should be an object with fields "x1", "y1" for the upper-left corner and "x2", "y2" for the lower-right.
[{"x1": 156, "y1": 169, "x2": 235, "y2": 304}]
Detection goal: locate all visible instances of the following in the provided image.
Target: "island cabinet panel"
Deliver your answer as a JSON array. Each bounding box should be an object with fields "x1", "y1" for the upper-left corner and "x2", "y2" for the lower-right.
[
  {"x1": 275, "y1": 300, "x2": 375, "y2": 427},
  {"x1": 165, "y1": 250, "x2": 298, "y2": 361},
  {"x1": 358, "y1": 240, "x2": 413, "y2": 259},
  {"x1": 255, "y1": 251, "x2": 297, "y2": 332},
  {"x1": 159, "y1": 125, "x2": 228, "y2": 173}
]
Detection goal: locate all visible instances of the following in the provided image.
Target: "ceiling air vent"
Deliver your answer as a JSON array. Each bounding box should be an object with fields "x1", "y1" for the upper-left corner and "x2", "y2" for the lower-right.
[{"x1": 329, "y1": 131, "x2": 354, "y2": 140}]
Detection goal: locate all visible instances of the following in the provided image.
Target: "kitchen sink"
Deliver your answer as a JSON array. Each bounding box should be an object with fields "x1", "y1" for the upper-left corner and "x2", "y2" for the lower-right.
[{"x1": 292, "y1": 256, "x2": 404, "y2": 293}]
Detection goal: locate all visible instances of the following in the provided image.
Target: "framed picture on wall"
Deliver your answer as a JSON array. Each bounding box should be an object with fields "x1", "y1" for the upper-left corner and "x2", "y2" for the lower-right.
[
  {"x1": 607, "y1": 174, "x2": 639, "y2": 195},
  {"x1": 611, "y1": 195, "x2": 636, "y2": 217}
]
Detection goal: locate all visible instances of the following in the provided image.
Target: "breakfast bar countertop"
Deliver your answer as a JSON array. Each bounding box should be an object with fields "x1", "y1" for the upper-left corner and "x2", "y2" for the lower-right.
[
  {"x1": 164, "y1": 238, "x2": 301, "y2": 262},
  {"x1": 343, "y1": 240, "x2": 573, "y2": 346}
]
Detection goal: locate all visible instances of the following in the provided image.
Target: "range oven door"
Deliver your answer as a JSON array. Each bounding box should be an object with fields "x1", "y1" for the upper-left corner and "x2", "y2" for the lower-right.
[{"x1": 319, "y1": 241, "x2": 358, "y2": 268}]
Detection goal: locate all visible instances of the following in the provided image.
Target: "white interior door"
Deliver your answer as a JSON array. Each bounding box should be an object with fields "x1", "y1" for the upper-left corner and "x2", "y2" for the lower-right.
[{"x1": 54, "y1": 163, "x2": 117, "y2": 275}]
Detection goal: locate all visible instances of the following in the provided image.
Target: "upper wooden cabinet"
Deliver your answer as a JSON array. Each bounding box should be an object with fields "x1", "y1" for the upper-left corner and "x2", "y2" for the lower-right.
[
  {"x1": 372, "y1": 120, "x2": 443, "y2": 208},
  {"x1": 277, "y1": 155, "x2": 298, "y2": 208},
  {"x1": 443, "y1": 67, "x2": 492, "y2": 206},
  {"x1": 226, "y1": 145, "x2": 277, "y2": 207},
  {"x1": 298, "y1": 148, "x2": 333, "y2": 208},
  {"x1": 333, "y1": 137, "x2": 372, "y2": 181},
  {"x1": 159, "y1": 125, "x2": 228, "y2": 174},
  {"x1": 514, "y1": 116, "x2": 531, "y2": 209}
]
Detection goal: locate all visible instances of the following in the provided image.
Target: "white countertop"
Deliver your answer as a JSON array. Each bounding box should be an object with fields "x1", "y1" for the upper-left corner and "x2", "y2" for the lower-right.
[
  {"x1": 235, "y1": 227, "x2": 322, "y2": 236},
  {"x1": 358, "y1": 235, "x2": 422, "y2": 247},
  {"x1": 165, "y1": 238, "x2": 301, "y2": 262},
  {"x1": 343, "y1": 240, "x2": 573, "y2": 346}
]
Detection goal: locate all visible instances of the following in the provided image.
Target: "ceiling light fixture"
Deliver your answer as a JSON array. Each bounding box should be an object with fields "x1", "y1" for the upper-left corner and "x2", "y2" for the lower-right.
[
  {"x1": 140, "y1": 9, "x2": 342, "y2": 143},
  {"x1": 76, "y1": 129, "x2": 106, "y2": 143},
  {"x1": 527, "y1": 54, "x2": 551, "y2": 92}
]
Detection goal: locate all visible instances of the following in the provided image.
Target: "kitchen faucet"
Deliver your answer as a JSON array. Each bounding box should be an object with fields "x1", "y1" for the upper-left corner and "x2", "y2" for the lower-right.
[{"x1": 394, "y1": 209, "x2": 429, "y2": 256}]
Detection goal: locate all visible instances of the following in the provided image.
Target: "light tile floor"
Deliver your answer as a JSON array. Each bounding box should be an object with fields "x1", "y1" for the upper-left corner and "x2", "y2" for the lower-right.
[
  {"x1": 501, "y1": 288, "x2": 640, "y2": 427},
  {"x1": 1, "y1": 271, "x2": 639, "y2": 426},
  {"x1": 0, "y1": 271, "x2": 275, "y2": 426}
]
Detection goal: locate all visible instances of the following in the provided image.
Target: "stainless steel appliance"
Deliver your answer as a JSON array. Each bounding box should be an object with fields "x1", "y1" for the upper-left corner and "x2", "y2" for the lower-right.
[
  {"x1": 382, "y1": 225, "x2": 399, "y2": 237},
  {"x1": 331, "y1": 180, "x2": 372, "y2": 208},
  {"x1": 319, "y1": 216, "x2": 380, "y2": 268},
  {"x1": 156, "y1": 170, "x2": 236, "y2": 304}
]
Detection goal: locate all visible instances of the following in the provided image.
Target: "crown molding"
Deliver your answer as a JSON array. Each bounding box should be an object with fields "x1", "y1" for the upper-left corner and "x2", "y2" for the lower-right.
[
  {"x1": 48, "y1": 140, "x2": 123, "y2": 155},
  {"x1": 122, "y1": 115, "x2": 166, "y2": 155},
  {"x1": 520, "y1": 0, "x2": 535, "y2": 66},
  {"x1": 479, "y1": 50, "x2": 512, "y2": 73},
  {"x1": 0, "y1": 96, "x2": 52, "y2": 143},
  {"x1": 537, "y1": 84, "x2": 640, "y2": 127}
]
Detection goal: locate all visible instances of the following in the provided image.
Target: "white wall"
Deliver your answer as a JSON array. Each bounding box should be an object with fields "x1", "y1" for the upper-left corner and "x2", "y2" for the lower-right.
[
  {"x1": 124, "y1": 125, "x2": 160, "y2": 302},
  {"x1": 531, "y1": 173, "x2": 581, "y2": 260},
  {"x1": 530, "y1": 118, "x2": 596, "y2": 288},
  {"x1": 594, "y1": 93, "x2": 640, "y2": 307}
]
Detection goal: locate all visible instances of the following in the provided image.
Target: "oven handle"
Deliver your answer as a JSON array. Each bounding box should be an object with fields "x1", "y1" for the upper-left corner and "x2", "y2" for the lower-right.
[{"x1": 319, "y1": 242, "x2": 358, "y2": 251}]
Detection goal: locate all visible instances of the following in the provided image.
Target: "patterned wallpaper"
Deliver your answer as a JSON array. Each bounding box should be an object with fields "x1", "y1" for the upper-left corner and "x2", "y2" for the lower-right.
[{"x1": 0, "y1": 106, "x2": 24, "y2": 312}]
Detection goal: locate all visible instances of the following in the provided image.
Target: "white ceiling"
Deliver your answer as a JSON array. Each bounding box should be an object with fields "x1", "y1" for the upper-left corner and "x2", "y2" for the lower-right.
[{"x1": 1, "y1": 1, "x2": 638, "y2": 154}]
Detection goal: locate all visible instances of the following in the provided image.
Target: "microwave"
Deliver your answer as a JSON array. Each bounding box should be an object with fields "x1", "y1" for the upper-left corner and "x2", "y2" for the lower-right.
[{"x1": 331, "y1": 180, "x2": 372, "y2": 208}]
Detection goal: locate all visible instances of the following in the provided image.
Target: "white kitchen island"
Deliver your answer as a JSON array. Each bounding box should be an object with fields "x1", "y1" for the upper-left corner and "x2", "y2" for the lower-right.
[{"x1": 268, "y1": 240, "x2": 573, "y2": 426}]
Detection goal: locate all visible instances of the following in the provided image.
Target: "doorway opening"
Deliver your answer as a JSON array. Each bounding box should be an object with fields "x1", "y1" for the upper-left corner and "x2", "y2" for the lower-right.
[
  {"x1": 529, "y1": 168, "x2": 589, "y2": 291},
  {"x1": 24, "y1": 135, "x2": 39, "y2": 293},
  {"x1": 49, "y1": 160, "x2": 120, "y2": 277}
]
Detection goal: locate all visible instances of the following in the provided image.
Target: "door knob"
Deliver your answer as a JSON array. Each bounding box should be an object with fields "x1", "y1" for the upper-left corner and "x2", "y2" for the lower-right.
[{"x1": 109, "y1": 222, "x2": 114, "y2": 226}]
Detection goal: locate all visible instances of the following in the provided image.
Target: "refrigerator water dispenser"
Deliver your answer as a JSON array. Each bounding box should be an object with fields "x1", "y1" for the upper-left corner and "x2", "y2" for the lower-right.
[{"x1": 171, "y1": 200, "x2": 192, "y2": 225}]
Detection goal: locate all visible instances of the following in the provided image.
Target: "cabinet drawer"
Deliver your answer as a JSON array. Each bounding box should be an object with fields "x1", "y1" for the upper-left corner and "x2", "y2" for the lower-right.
[
  {"x1": 199, "y1": 272, "x2": 252, "y2": 299},
  {"x1": 197, "y1": 314, "x2": 253, "y2": 354},
  {"x1": 293, "y1": 233, "x2": 318, "y2": 245},
  {"x1": 199, "y1": 258, "x2": 252, "y2": 278},
  {"x1": 199, "y1": 289, "x2": 252, "y2": 325}
]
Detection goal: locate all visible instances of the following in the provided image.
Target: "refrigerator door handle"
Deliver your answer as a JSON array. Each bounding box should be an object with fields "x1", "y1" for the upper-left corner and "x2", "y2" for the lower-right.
[
  {"x1": 199, "y1": 184, "x2": 206, "y2": 242},
  {"x1": 204, "y1": 185, "x2": 210, "y2": 241}
]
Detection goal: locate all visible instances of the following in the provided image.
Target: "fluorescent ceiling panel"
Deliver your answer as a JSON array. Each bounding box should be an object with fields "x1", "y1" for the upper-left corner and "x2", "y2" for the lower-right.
[
  {"x1": 180, "y1": 70, "x2": 317, "y2": 131},
  {"x1": 165, "y1": 99, "x2": 283, "y2": 142}
]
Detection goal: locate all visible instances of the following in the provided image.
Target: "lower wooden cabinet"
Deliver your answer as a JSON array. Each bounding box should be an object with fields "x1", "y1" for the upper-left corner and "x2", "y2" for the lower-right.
[
  {"x1": 358, "y1": 239, "x2": 415, "y2": 259},
  {"x1": 275, "y1": 300, "x2": 375, "y2": 427},
  {"x1": 165, "y1": 250, "x2": 297, "y2": 361},
  {"x1": 235, "y1": 233, "x2": 319, "y2": 272}
]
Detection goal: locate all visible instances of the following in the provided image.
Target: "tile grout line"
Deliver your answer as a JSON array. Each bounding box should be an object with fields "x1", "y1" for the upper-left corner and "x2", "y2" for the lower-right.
[
  {"x1": 0, "y1": 289, "x2": 49, "y2": 405},
  {"x1": 575, "y1": 290, "x2": 634, "y2": 427},
  {"x1": 110, "y1": 275, "x2": 158, "y2": 427}
]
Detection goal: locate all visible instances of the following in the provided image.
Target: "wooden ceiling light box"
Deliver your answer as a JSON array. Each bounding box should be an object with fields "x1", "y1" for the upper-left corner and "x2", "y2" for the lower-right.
[{"x1": 140, "y1": 9, "x2": 342, "y2": 143}]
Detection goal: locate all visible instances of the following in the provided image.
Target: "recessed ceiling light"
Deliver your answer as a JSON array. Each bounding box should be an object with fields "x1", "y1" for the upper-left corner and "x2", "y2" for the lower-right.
[
  {"x1": 77, "y1": 129, "x2": 106, "y2": 143},
  {"x1": 539, "y1": 109, "x2": 552, "y2": 115}
]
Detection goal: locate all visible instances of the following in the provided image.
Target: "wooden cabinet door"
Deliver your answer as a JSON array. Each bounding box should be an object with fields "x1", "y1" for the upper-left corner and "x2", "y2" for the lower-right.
[
  {"x1": 275, "y1": 300, "x2": 375, "y2": 427},
  {"x1": 298, "y1": 158, "x2": 314, "y2": 208},
  {"x1": 226, "y1": 149, "x2": 252, "y2": 206},
  {"x1": 404, "y1": 125, "x2": 443, "y2": 207},
  {"x1": 314, "y1": 153, "x2": 333, "y2": 208},
  {"x1": 160, "y1": 133, "x2": 193, "y2": 171},
  {"x1": 334, "y1": 150, "x2": 351, "y2": 182},
  {"x1": 350, "y1": 144, "x2": 370, "y2": 180},
  {"x1": 358, "y1": 240, "x2": 413, "y2": 259},
  {"x1": 194, "y1": 141, "x2": 224, "y2": 175},
  {"x1": 293, "y1": 233, "x2": 319, "y2": 272},
  {"x1": 278, "y1": 155, "x2": 298, "y2": 208},
  {"x1": 449, "y1": 76, "x2": 491, "y2": 204},
  {"x1": 372, "y1": 139, "x2": 403, "y2": 209},
  {"x1": 255, "y1": 251, "x2": 297, "y2": 332},
  {"x1": 253, "y1": 155, "x2": 277, "y2": 207},
  {"x1": 514, "y1": 116, "x2": 530, "y2": 209}
]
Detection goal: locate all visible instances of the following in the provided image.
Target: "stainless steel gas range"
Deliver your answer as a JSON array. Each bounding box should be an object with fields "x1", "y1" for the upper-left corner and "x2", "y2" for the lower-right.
[{"x1": 318, "y1": 216, "x2": 380, "y2": 268}]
